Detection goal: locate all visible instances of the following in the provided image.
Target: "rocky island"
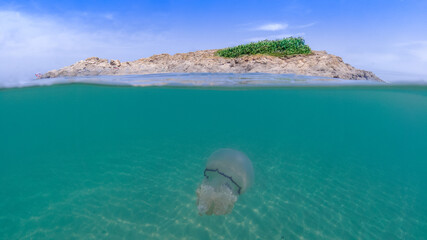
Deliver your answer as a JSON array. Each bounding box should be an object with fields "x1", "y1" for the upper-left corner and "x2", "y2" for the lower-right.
[{"x1": 41, "y1": 38, "x2": 382, "y2": 81}]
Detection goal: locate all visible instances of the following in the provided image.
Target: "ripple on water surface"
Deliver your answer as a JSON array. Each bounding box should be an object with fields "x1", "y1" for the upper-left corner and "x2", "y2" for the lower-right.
[{"x1": 0, "y1": 72, "x2": 385, "y2": 89}]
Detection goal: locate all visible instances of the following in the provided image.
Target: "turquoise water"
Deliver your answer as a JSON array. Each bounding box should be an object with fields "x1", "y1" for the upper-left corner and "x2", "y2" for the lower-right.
[{"x1": 1, "y1": 84, "x2": 427, "y2": 239}]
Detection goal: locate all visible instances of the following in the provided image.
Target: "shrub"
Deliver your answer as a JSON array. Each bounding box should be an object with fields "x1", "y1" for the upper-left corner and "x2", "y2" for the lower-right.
[{"x1": 216, "y1": 37, "x2": 312, "y2": 58}]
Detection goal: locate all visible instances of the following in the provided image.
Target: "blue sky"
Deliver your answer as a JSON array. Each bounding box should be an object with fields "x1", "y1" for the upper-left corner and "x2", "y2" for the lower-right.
[{"x1": 1, "y1": 0, "x2": 426, "y2": 82}]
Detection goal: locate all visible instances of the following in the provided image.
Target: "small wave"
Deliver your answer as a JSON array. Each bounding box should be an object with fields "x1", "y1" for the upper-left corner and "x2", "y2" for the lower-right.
[{"x1": 0, "y1": 73, "x2": 386, "y2": 89}]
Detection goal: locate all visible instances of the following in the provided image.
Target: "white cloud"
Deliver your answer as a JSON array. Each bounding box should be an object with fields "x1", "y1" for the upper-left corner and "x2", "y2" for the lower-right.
[
  {"x1": 103, "y1": 13, "x2": 114, "y2": 20},
  {"x1": 291, "y1": 22, "x2": 317, "y2": 29},
  {"x1": 348, "y1": 53, "x2": 400, "y2": 63},
  {"x1": 255, "y1": 23, "x2": 288, "y2": 31},
  {"x1": 0, "y1": 10, "x2": 174, "y2": 84},
  {"x1": 247, "y1": 33, "x2": 305, "y2": 42},
  {"x1": 409, "y1": 48, "x2": 427, "y2": 62},
  {"x1": 394, "y1": 41, "x2": 427, "y2": 47},
  {"x1": 394, "y1": 41, "x2": 427, "y2": 62}
]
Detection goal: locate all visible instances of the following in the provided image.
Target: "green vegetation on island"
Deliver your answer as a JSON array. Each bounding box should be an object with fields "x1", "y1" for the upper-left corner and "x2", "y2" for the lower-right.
[{"x1": 216, "y1": 37, "x2": 312, "y2": 58}]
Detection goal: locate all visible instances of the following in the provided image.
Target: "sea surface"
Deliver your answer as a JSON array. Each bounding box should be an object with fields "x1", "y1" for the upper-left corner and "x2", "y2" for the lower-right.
[{"x1": 1, "y1": 74, "x2": 427, "y2": 239}]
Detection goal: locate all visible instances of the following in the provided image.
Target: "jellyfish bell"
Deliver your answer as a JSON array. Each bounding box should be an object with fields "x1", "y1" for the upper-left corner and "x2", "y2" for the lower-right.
[{"x1": 196, "y1": 149, "x2": 254, "y2": 216}]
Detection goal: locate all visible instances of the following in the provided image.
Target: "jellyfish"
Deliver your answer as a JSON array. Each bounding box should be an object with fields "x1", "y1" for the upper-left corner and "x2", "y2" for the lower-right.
[{"x1": 196, "y1": 148, "x2": 254, "y2": 216}]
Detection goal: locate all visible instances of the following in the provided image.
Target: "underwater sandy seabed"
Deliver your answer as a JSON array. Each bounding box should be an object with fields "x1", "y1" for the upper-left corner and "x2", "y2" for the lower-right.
[{"x1": 1, "y1": 81, "x2": 427, "y2": 239}]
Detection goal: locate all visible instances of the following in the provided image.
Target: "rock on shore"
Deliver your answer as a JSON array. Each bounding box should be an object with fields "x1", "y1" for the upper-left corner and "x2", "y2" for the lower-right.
[{"x1": 42, "y1": 50, "x2": 382, "y2": 81}]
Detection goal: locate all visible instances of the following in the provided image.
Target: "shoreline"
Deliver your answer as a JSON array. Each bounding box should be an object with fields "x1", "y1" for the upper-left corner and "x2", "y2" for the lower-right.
[
  {"x1": 4, "y1": 73, "x2": 427, "y2": 90},
  {"x1": 1, "y1": 72, "x2": 386, "y2": 89}
]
